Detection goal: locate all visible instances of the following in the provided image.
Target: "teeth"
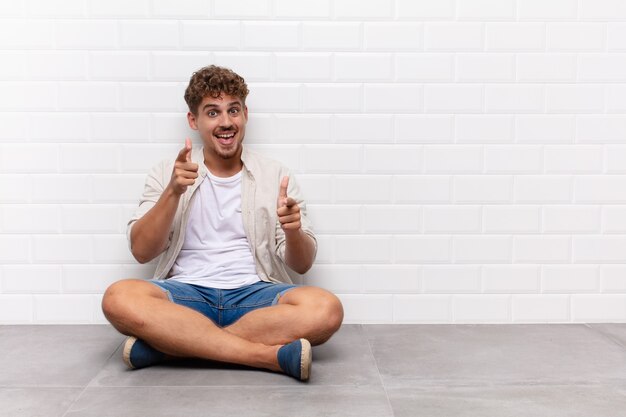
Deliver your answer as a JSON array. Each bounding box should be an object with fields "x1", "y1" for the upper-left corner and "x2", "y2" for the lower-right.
[{"x1": 216, "y1": 133, "x2": 234, "y2": 138}]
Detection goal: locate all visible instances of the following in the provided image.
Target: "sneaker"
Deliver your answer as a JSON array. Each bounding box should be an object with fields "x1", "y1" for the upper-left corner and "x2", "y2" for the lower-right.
[
  {"x1": 277, "y1": 338, "x2": 312, "y2": 381},
  {"x1": 122, "y1": 336, "x2": 168, "y2": 370}
]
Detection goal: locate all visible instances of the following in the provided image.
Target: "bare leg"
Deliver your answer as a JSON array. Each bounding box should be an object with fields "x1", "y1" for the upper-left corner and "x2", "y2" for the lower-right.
[
  {"x1": 102, "y1": 279, "x2": 282, "y2": 372},
  {"x1": 223, "y1": 286, "x2": 344, "y2": 346}
]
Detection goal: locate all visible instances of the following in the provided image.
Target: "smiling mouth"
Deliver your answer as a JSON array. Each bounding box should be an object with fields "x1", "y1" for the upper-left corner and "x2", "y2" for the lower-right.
[{"x1": 214, "y1": 132, "x2": 236, "y2": 145}]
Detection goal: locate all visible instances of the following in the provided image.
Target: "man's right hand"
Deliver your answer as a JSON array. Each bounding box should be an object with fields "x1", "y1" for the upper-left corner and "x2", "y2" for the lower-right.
[{"x1": 168, "y1": 138, "x2": 199, "y2": 196}]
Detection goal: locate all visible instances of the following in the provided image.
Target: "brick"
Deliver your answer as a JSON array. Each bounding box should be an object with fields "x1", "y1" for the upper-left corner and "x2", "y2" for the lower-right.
[
  {"x1": 543, "y1": 206, "x2": 601, "y2": 233},
  {"x1": 484, "y1": 206, "x2": 540, "y2": 233},
  {"x1": 364, "y1": 23, "x2": 422, "y2": 50},
  {"x1": 422, "y1": 146, "x2": 483, "y2": 173},
  {"x1": 303, "y1": 84, "x2": 360, "y2": 113},
  {"x1": 60, "y1": 144, "x2": 119, "y2": 173},
  {"x1": 243, "y1": 114, "x2": 273, "y2": 144},
  {"x1": 312, "y1": 235, "x2": 333, "y2": 264},
  {"x1": 423, "y1": 206, "x2": 481, "y2": 233},
  {"x1": 26, "y1": 0, "x2": 84, "y2": 17},
  {"x1": 302, "y1": 265, "x2": 362, "y2": 293},
  {"x1": 306, "y1": 204, "x2": 361, "y2": 234},
  {"x1": 151, "y1": 113, "x2": 197, "y2": 143},
  {"x1": 0, "y1": 19, "x2": 54, "y2": 48},
  {"x1": 424, "y1": 85, "x2": 483, "y2": 113},
  {"x1": 544, "y1": 146, "x2": 603, "y2": 173},
  {"x1": 0, "y1": 113, "x2": 29, "y2": 141},
  {"x1": 454, "y1": 236, "x2": 512, "y2": 263},
  {"x1": 573, "y1": 236, "x2": 626, "y2": 262},
  {"x1": 275, "y1": 0, "x2": 330, "y2": 18},
  {"x1": 454, "y1": 176, "x2": 512, "y2": 203},
  {"x1": 456, "y1": 115, "x2": 513, "y2": 143},
  {"x1": 334, "y1": 115, "x2": 394, "y2": 143},
  {"x1": 121, "y1": 83, "x2": 183, "y2": 112},
  {"x1": 93, "y1": 235, "x2": 135, "y2": 263},
  {"x1": 121, "y1": 144, "x2": 182, "y2": 173},
  {"x1": 302, "y1": 22, "x2": 360, "y2": 50},
  {"x1": 485, "y1": 23, "x2": 544, "y2": 51},
  {"x1": 456, "y1": 53, "x2": 514, "y2": 82},
  {"x1": 58, "y1": 82, "x2": 119, "y2": 111},
  {"x1": 335, "y1": 175, "x2": 392, "y2": 203},
  {"x1": 32, "y1": 174, "x2": 91, "y2": 202},
  {"x1": 88, "y1": 0, "x2": 149, "y2": 17},
  {"x1": 424, "y1": 23, "x2": 483, "y2": 51},
  {"x1": 485, "y1": 146, "x2": 543, "y2": 173},
  {"x1": 603, "y1": 206, "x2": 626, "y2": 233},
  {"x1": 33, "y1": 235, "x2": 91, "y2": 263},
  {"x1": 547, "y1": 23, "x2": 605, "y2": 51},
  {"x1": 243, "y1": 22, "x2": 299, "y2": 49},
  {"x1": 364, "y1": 84, "x2": 422, "y2": 112},
  {"x1": 302, "y1": 145, "x2": 360, "y2": 173},
  {"x1": 575, "y1": 177, "x2": 626, "y2": 203},
  {"x1": 579, "y1": 54, "x2": 626, "y2": 81},
  {"x1": 515, "y1": 176, "x2": 572, "y2": 203},
  {"x1": 335, "y1": 236, "x2": 392, "y2": 263},
  {"x1": 151, "y1": 52, "x2": 212, "y2": 81},
  {"x1": 518, "y1": 0, "x2": 577, "y2": 20},
  {"x1": 395, "y1": 53, "x2": 454, "y2": 81},
  {"x1": 607, "y1": 85, "x2": 626, "y2": 112},
  {"x1": 601, "y1": 265, "x2": 626, "y2": 292},
  {"x1": 91, "y1": 113, "x2": 151, "y2": 142},
  {"x1": 245, "y1": 83, "x2": 300, "y2": 112},
  {"x1": 483, "y1": 265, "x2": 540, "y2": 293},
  {"x1": 62, "y1": 265, "x2": 125, "y2": 293},
  {"x1": 90, "y1": 52, "x2": 149, "y2": 80},
  {"x1": 181, "y1": 21, "x2": 240, "y2": 50},
  {"x1": 0, "y1": 82, "x2": 56, "y2": 111},
  {"x1": 515, "y1": 115, "x2": 574, "y2": 143},
  {"x1": 2, "y1": 266, "x2": 61, "y2": 293},
  {"x1": 396, "y1": 0, "x2": 454, "y2": 19},
  {"x1": 542, "y1": 265, "x2": 599, "y2": 293},
  {"x1": 458, "y1": 0, "x2": 515, "y2": 19},
  {"x1": 2, "y1": 205, "x2": 61, "y2": 233},
  {"x1": 546, "y1": 85, "x2": 604, "y2": 113},
  {"x1": 30, "y1": 113, "x2": 91, "y2": 142},
  {"x1": 572, "y1": 295, "x2": 626, "y2": 322},
  {"x1": 0, "y1": 53, "x2": 25, "y2": 80},
  {"x1": 61, "y1": 205, "x2": 122, "y2": 233},
  {"x1": 214, "y1": 0, "x2": 271, "y2": 17},
  {"x1": 295, "y1": 175, "x2": 333, "y2": 203},
  {"x1": 0, "y1": 144, "x2": 58, "y2": 173},
  {"x1": 213, "y1": 53, "x2": 272, "y2": 81},
  {"x1": 364, "y1": 145, "x2": 421, "y2": 173},
  {"x1": 516, "y1": 54, "x2": 577, "y2": 82},
  {"x1": 396, "y1": 115, "x2": 454, "y2": 143},
  {"x1": 514, "y1": 236, "x2": 570, "y2": 263},
  {"x1": 395, "y1": 176, "x2": 451, "y2": 203},
  {"x1": 607, "y1": 24, "x2": 626, "y2": 50},
  {"x1": 335, "y1": 53, "x2": 393, "y2": 81},
  {"x1": 333, "y1": 0, "x2": 393, "y2": 19},
  {"x1": 512, "y1": 295, "x2": 570, "y2": 322},
  {"x1": 275, "y1": 53, "x2": 331, "y2": 81},
  {"x1": 362, "y1": 265, "x2": 421, "y2": 293},
  {"x1": 34, "y1": 295, "x2": 93, "y2": 323},
  {"x1": 578, "y1": 116, "x2": 626, "y2": 144},
  {"x1": 246, "y1": 145, "x2": 300, "y2": 170},
  {"x1": 270, "y1": 115, "x2": 330, "y2": 144},
  {"x1": 337, "y1": 294, "x2": 393, "y2": 323},
  {"x1": 151, "y1": 0, "x2": 210, "y2": 18},
  {"x1": 485, "y1": 85, "x2": 544, "y2": 113},
  {"x1": 363, "y1": 205, "x2": 420, "y2": 233},
  {"x1": 0, "y1": 175, "x2": 31, "y2": 202},
  {"x1": 422, "y1": 266, "x2": 481, "y2": 293},
  {"x1": 93, "y1": 174, "x2": 145, "y2": 203},
  {"x1": 453, "y1": 295, "x2": 510, "y2": 322},
  {"x1": 394, "y1": 295, "x2": 452, "y2": 322},
  {"x1": 580, "y1": 0, "x2": 626, "y2": 19},
  {"x1": 0, "y1": 236, "x2": 30, "y2": 263},
  {"x1": 0, "y1": 295, "x2": 33, "y2": 323},
  {"x1": 394, "y1": 236, "x2": 451, "y2": 263},
  {"x1": 55, "y1": 19, "x2": 117, "y2": 49}
]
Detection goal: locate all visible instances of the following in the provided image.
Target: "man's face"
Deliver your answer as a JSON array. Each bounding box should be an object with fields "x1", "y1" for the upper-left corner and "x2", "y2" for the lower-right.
[{"x1": 187, "y1": 93, "x2": 248, "y2": 160}]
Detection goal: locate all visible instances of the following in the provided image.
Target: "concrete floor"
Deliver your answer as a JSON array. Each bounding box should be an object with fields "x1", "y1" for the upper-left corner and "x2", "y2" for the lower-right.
[{"x1": 2, "y1": 323, "x2": 626, "y2": 416}]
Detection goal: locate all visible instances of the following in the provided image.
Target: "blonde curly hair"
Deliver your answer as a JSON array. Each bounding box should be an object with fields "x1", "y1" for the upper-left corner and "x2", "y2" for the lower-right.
[{"x1": 184, "y1": 65, "x2": 250, "y2": 115}]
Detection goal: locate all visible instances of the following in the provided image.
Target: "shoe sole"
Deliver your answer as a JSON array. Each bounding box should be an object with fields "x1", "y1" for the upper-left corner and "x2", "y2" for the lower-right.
[
  {"x1": 300, "y1": 338, "x2": 312, "y2": 381},
  {"x1": 122, "y1": 336, "x2": 137, "y2": 369}
]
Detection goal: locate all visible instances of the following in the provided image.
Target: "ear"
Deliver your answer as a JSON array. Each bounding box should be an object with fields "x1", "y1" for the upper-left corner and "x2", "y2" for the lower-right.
[
  {"x1": 187, "y1": 111, "x2": 198, "y2": 130},
  {"x1": 243, "y1": 105, "x2": 248, "y2": 121}
]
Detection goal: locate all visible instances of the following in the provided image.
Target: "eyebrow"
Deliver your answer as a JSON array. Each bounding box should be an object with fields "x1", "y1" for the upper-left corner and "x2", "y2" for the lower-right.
[{"x1": 202, "y1": 101, "x2": 242, "y2": 111}]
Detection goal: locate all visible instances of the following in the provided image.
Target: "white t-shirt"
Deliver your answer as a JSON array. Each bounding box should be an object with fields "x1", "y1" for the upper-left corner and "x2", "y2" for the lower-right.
[{"x1": 168, "y1": 169, "x2": 261, "y2": 289}]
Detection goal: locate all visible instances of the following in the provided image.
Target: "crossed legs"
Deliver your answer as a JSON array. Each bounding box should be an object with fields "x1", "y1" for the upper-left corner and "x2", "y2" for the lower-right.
[{"x1": 101, "y1": 279, "x2": 344, "y2": 373}]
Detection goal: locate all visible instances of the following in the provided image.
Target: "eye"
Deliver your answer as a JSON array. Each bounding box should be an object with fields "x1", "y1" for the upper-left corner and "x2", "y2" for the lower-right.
[
  {"x1": 207, "y1": 111, "x2": 217, "y2": 117},
  {"x1": 230, "y1": 108, "x2": 239, "y2": 114}
]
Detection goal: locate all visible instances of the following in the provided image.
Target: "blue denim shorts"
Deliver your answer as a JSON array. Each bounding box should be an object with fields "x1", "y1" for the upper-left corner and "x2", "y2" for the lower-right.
[{"x1": 148, "y1": 279, "x2": 299, "y2": 327}]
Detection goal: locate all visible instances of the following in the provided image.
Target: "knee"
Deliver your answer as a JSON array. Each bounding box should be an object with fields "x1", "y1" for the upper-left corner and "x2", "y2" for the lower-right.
[
  {"x1": 311, "y1": 293, "x2": 344, "y2": 344},
  {"x1": 101, "y1": 280, "x2": 145, "y2": 332}
]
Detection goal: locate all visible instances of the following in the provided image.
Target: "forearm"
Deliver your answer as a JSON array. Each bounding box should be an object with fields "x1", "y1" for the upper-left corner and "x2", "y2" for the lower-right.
[
  {"x1": 284, "y1": 229, "x2": 315, "y2": 274},
  {"x1": 131, "y1": 186, "x2": 181, "y2": 264}
]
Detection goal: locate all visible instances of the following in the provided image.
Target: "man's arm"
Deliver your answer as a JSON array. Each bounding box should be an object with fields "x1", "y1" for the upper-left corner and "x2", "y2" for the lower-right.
[
  {"x1": 131, "y1": 139, "x2": 198, "y2": 264},
  {"x1": 276, "y1": 176, "x2": 316, "y2": 274}
]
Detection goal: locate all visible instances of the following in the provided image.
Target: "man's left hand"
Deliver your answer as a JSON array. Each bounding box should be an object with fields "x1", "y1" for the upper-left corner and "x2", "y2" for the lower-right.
[{"x1": 277, "y1": 176, "x2": 301, "y2": 232}]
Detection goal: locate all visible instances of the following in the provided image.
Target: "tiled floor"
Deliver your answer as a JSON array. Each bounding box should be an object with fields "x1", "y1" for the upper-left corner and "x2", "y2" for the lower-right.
[{"x1": 2, "y1": 323, "x2": 626, "y2": 416}]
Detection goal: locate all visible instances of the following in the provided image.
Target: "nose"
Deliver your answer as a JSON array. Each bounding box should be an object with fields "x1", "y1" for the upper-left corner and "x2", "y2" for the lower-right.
[{"x1": 218, "y1": 112, "x2": 233, "y2": 128}]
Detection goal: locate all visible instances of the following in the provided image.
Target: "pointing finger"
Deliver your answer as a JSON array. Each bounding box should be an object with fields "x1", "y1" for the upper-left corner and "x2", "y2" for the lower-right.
[
  {"x1": 176, "y1": 138, "x2": 192, "y2": 163},
  {"x1": 279, "y1": 176, "x2": 289, "y2": 199}
]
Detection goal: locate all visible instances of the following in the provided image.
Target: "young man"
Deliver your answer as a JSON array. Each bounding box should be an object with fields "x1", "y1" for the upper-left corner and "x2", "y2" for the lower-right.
[{"x1": 101, "y1": 65, "x2": 344, "y2": 382}]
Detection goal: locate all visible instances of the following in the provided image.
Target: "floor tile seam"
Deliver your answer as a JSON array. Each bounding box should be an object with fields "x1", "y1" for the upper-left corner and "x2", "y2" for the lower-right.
[
  {"x1": 84, "y1": 383, "x2": 386, "y2": 389},
  {"x1": 382, "y1": 379, "x2": 626, "y2": 389},
  {"x1": 363, "y1": 324, "x2": 396, "y2": 417},
  {"x1": 0, "y1": 385, "x2": 86, "y2": 389},
  {"x1": 585, "y1": 324, "x2": 626, "y2": 350}
]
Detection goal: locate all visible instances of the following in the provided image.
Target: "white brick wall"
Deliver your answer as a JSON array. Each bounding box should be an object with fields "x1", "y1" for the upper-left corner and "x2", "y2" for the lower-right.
[{"x1": 2, "y1": 1, "x2": 626, "y2": 324}]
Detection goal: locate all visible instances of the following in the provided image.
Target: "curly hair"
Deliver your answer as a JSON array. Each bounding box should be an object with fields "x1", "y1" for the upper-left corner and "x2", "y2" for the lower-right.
[{"x1": 184, "y1": 65, "x2": 250, "y2": 115}]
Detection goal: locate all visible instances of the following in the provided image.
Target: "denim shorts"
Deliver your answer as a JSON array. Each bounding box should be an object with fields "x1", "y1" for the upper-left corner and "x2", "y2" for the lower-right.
[{"x1": 148, "y1": 279, "x2": 299, "y2": 327}]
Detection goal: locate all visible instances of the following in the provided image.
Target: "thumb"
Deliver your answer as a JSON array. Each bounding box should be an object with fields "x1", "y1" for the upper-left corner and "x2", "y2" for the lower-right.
[{"x1": 185, "y1": 138, "x2": 192, "y2": 162}]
